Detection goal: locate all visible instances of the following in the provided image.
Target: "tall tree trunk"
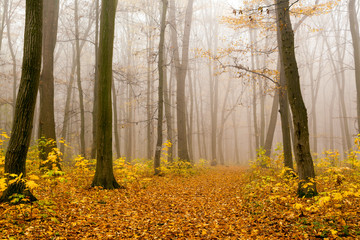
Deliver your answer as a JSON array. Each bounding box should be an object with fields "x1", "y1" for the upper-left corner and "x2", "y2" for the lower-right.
[
  {"x1": 154, "y1": 0, "x2": 168, "y2": 175},
  {"x1": 75, "y1": 0, "x2": 86, "y2": 158},
  {"x1": 264, "y1": 91, "x2": 279, "y2": 157},
  {"x1": 164, "y1": 56, "x2": 173, "y2": 162},
  {"x1": 60, "y1": 45, "x2": 76, "y2": 159},
  {"x1": 38, "y1": 0, "x2": 60, "y2": 170},
  {"x1": 170, "y1": 0, "x2": 195, "y2": 162},
  {"x1": 0, "y1": 0, "x2": 8, "y2": 52},
  {"x1": 0, "y1": 0, "x2": 42, "y2": 203},
  {"x1": 349, "y1": 0, "x2": 360, "y2": 133},
  {"x1": 250, "y1": 28, "x2": 260, "y2": 152},
  {"x1": 276, "y1": 0, "x2": 317, "y2": 197},
  {"x1": 232, "y1": 109, "x2": 240, "y2": 164},
  {"x1": 5, "y1": 1, "x2": 17, "y2": 121},
  {"x1": 91, "y1": 0, "x2": 120, "y2": 189},
  {"x1": 112, "y1": 77, "x2": 121, "y2": 159},
  {"x1": 187, "y1": 69, "x2": 194, "y2": 161},
  {"x1": 91, "y1": 0, "x2": 100, "y2": 159}
]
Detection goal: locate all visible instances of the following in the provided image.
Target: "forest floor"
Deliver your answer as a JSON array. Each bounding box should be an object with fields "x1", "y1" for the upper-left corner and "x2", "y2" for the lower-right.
[{"x1": 0, "y1": 163, "x2": 360, "y2": 239}]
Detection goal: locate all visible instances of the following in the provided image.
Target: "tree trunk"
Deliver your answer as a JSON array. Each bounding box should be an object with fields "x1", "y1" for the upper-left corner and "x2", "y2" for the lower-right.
[
  {"x1": 349, "y1": 0, "x2": 360, "y2": 133},
  {"x1": 264, "y1": 90, "x2": 279, "y2": 157},
  {"x1": 5, "y1": 1, "x2": 17, "y2": 121},
  {"x1": 91, "y1": 0, "x2": 120, "y2": 189},
  {"x1": 154, "y1": 0, "x2": 167, "y2": 175},
  {"x1": 0, "y1": 0, "x2": 8, "y2": 52},
  {"x1": 91, "y1": 0, "x2": 100, "y2": 159},
  {"x1": 112, "y1": 77, "x2": 121, "y2": 159},
  {"x1": 164, "y1": 56, "x2": 173, "y2": 162},
  {"x1": 60, "y1": 45, "x2": 76, "y2": 159},
  {"x1": 75, "y1": 0, "x2": 86, "y2": 158},
  {"x1": 38, "y1": 0, "x2": 60, "y2": 170},
  {"x1": 187, "y1": 69, "x2": 194, "y2": 161},
  {"x1": 250, "y1": 28, "x2": 260, "y2": 152},
  {"x1": 0, "y1": 0, "x2": 42, "y2": 203},
  {"x1": 275, "y1": 0, "x2": 317, "y2": 198},
  {"x1": 170, "y1": 0, "x2": 194, "y2": 162}
]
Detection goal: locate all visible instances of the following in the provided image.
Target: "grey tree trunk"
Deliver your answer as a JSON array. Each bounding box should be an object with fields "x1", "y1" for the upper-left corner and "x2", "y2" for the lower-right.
[
  {"x1": 0, "y1": 0, "x2": 8, "y2": 52},
  {"x1": 60, "y1": 44, "x2": 76, "y2": 157},
  {"x1": 264, "y1": 91, "x2": 279, "y2": 157},
  {"x1": 5, "y1": 1, "x2": 17, "y2": 121},
  {"x1": 91, "y1": 0, "x2": 120, "y2": 189},
  {"x1": 154, "y1": 0, "x2": 168, "y2": 175},
  {"x1": 169, "y1": 0, "x2": 195, "y2": 162},
  {"x1": 75, "y1": 0, "x2": 86, "y2": 158},
  {"x1": 250, "y1": 28, "x2": 260, "y2": 152},
  {"x1": 0, "y1": 0, "x2": 42, "y2": 203},
  {"x1": 349, "y1": 0, "x2": 360, "y2": 133},
  {"x1": 275, "y1": 0, "x2": 317, "y2": 197},
  {"x1": 112, "y1": 77, "x2": 121, "y2": 159},
  {"x1": 163, "y1": 58, "x2": 173, "y2": 162}
]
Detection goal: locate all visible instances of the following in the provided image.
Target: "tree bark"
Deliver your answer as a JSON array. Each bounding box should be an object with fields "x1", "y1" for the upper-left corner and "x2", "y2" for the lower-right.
[
  {"x1": 38, "y1": 0, "x2": 60, "y2": 170},
  {"x1": 275, "y1": 0, "x2": 317, "y2": 197},
  {"x1": 91, "y1": 0, "x2": 120, "y2": 189},
  {"x1": 154, "y1": 0, "x2": 168, "y2": 175},
  {"x1": 0, "y1": 0, "x2": 42, "y2": 203},
  {"x1": 91, "y1": 0, "x2": 100, "y2": 159},
  {"x1": 75, "y1": 0, "x2": 86, "y2": 158},
  {"x1": 0, "y1": 0, "x2": 8, "y2": 52},
  {"x1": 264, "y1": 90, "x2": 279, "y2": 157},
  {"x1": 112, "y1": 77, "x2": 121, "y2": 159},
  {"x1": 170, "y1": 0, "x2": 195, "y2": 162},
  {"x1": 349, "y1": 0, "x2": 360, "y2": 133}
]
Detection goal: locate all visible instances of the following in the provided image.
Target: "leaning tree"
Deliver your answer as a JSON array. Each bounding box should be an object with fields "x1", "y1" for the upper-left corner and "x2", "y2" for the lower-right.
[
  {"x1": 0, "y1": 0, "x2": 43, "y2": 202},
  {"x1": 275, "y1": 0, "x2": 317, "y2": 198}
]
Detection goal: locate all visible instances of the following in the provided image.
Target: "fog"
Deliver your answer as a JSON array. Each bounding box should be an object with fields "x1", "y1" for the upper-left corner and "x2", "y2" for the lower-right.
[{"x1": 0, "y1": 0, "x2": 357, "y2": 165}]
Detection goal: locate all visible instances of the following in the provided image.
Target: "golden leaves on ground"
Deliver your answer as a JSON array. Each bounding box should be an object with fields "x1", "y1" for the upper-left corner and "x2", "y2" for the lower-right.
[{"x1": 0, "y1": 165, "x2": 360, "y2": 239}]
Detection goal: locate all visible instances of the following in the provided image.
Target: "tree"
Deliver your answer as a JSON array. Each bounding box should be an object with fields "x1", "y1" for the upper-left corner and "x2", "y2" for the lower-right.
[
  {"x1": 75, "y1": 0, "x2": 86, "y2": 158},
  {"x1": 349, "y1": 0, "x2": 360, "y2": 133},
  {"x1": 38, "y1": 0, "x2": 60, "y2": 170},
  {"x1": 0, "y1": 0, "x2": 42, "y2": 202},
  {"x1": 91, "y1": 0, "x2": 120, "y2": 189},
  {"x1": 275, "y1": 0, "x2": 317, "y2": 197},
  {"x1": 169, "y1": 0, "x2": 195, "y2": 162},
  {"x1": 154, "y1": 0, "x2": 168, "y2": 175}
]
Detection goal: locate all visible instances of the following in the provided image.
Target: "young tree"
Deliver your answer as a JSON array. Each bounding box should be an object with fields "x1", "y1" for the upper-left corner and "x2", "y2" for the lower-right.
[
  {"x1": 275, "y1": 0, "x2": 317, "y2": 197},
  {"x1": 0, "y1": 0, "x2": 42, "y2": 202},
  {"x1": 154, "y1": 0, "x2": 168, "y2": 175},
  {"x1": 38, "y1": 0, "x2": 61, "y2": 170},
  {"x1": 91, "y1": 0, "x2": 120, "y2": 189}
]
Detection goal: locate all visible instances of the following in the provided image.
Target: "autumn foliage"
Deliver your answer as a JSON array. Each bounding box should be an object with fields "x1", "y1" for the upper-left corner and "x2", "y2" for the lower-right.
[{"x1": 1, "y1": 132, "x2": 360, "y2": 239}]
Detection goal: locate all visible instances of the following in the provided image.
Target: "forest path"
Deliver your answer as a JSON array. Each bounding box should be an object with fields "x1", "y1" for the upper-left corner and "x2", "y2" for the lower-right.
[
  {"x1": 1, "y1": 167, "x2": 254, "y2": 239},
  {"x1": 2, "y1": 166, "x2": 359, "y2": 239}
]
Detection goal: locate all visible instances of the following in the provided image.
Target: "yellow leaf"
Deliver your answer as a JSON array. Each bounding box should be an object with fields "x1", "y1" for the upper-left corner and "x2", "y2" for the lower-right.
[
  {"x1": 29, "y1": 174, "x2": 40, "y2": 180},
  {"x1": 26, "y1": 180, "x2": 39, "y2": 190}
]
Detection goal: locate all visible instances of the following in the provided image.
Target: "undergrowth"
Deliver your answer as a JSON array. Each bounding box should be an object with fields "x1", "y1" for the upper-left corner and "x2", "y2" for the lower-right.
[{"x1": 0, "y1": 132, "x2": 360, "y2": 238}]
